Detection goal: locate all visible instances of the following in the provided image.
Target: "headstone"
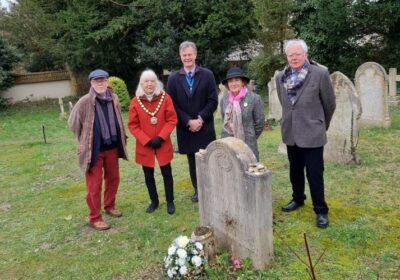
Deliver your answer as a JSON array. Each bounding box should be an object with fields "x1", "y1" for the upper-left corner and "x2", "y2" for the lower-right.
[
  {"x1": 325, "y1": 72, "x2": 362, "y2": 163},
  {"x1": 58, "y1": 97, "x2": 68, "y2": 119},
  {"x1": 248, "y1": 79, "x2": 255, "y2": 93},
  {"x1": 355, "y1": 62, "x2": 390, "y2": 128},
  {"x1": 277, "y1": 142, "x2": 287, "y2": 155},
  {"x1": 218, "y1": 83, "x2": 227, "y2": 114},
  {"x1": 196, "y1": 137, "x2": 273, "y2": 269},
  {"x1": 68, "y1": 101, "x2": 74, "y2": 112},
  {"x1": 388, "y1": 68, "x2": 400, "y2": 106},
  {"x1": 268, "y1": 71, "x2": 281, "y2": 120}
]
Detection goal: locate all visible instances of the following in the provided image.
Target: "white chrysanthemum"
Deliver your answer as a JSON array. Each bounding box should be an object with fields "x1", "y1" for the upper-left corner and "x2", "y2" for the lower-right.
[
  {"x1": 179, "y1": 265, "x2": 188, "y2": 275},
  {"x1": 176, "y1": 236, "x2": 190, "y2": 248},
  {"x1": 195, "y1": 242, "x2": 203, "y2": 250},
  {"x1": 191, "y1": 255, "x2": 203, "y2": 267},
  {"x1": 176, "y1": 257, "x2": 186, "y2": 266},
  {"x1": 167, "y1": 269, "x2": 174, "y2": 278},
  {"x1": 191, "y1": 249, "x2": 198, "y2": 255},
  {"x1": 177, "y1": 248, "x2": 187, "y2": 259},
  {"x1": 168, "y1": 245, "x2": 177, "y2": 256},
  {"x1": 164, "y1": 256, "x2": 172, "y2": 268}
]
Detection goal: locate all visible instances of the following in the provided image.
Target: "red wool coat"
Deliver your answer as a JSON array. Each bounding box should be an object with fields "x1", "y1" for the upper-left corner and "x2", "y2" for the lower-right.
[{"x1": 128, "y1": 91, "x2": 177, "y2": 167}]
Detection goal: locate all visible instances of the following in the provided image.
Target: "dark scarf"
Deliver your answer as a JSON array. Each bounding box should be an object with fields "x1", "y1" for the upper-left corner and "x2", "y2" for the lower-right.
[
  {"x1": 281, "y1": 60, "x2": 310, "y2": 104},
  {"x1": 92, "y1": 88, "x2": 117, "y2": 145}
]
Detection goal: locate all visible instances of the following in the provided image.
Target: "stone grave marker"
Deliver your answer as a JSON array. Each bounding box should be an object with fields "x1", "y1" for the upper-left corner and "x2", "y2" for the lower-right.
[
  {"x1": 388, "y1": 68, "x2": 400, "y2": 106},
  {"x1": 325, "y1": 72, "x2": 362, "y2": 163},
  {"x1": 268, "y1": 71, "x2": 281, "y2": 121},
  {"x1": 58, "y1": 97, "x2": 68, "y2": 119},
  {"x1": 196, "y1": 137, "x2": 273, "y2": 269},
  {"x1": 355, "y1": 62, "x2": 390, "y2": 128}
]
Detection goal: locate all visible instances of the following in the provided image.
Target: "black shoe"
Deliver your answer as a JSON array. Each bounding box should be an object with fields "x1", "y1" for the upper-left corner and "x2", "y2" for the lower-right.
[
  {"x1": 191, "y1": 190, "x2": 198, "y2": 203},
  {"x1": 281, "y1": 200, "x2": 304, "y2": 212},
  {"x1": 317, "y1": 214, "x2": 329, "y2": 228},
  {"x1": 167, "y1": 202, "x2": 175, "y2": 215},
  {"x1": 146, "y1": 201, "x2": 159, "y2": 213}
]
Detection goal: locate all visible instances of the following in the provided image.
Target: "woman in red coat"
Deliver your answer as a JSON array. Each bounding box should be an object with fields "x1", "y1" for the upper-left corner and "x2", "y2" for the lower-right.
[{"x1": 128, "y1": 69, "x2": 178, "y2": 214}]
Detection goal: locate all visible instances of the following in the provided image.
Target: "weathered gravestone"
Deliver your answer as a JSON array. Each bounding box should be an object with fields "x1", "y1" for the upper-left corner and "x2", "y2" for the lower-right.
[
  {"x1": 325, "y1": 72, "x2": 362, "y2": 163},
  {"x1": 268, "y1": 71, "x2": 281, "y2": 121},
  {"x1": 388, "y1": 68, "x2": 400, "y2": 106},
  {"x1": 355, "y1": 62, "x2": 391, "y2": 128},
  {"x1": 196, "y1": 137, "x2": 273, "y2": 269}
]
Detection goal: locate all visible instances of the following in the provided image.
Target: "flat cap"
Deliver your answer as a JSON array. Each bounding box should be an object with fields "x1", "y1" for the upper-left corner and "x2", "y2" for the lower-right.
[{"x1": 88, "y1": 69, "x2": 109, "y2": 80}]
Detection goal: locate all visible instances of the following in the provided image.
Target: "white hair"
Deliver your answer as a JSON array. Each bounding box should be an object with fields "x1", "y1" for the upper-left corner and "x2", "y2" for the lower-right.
[
  {"x1": 135, "y1": 69, "x2": 164, "y2": 97},
  {"x1": 179, "y1": 41, "x2": 197, "y2": 55},
  {"x1": 284, "y1": 39, "x2": 308, "y2": 54}
]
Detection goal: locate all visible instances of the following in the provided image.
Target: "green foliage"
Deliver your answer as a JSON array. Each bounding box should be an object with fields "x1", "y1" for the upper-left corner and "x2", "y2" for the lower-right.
[
  {"x1": 249, "y1": 0, "x2": 294, "y2": 94},
  {"x1": 0, "y1": 36, "x2": 19, "y2": 91},
  {"x1": 134, "y1": 0, "x2": 257, "y2": 80},
  {"x1": 1, "y1": 0, "x2": 256, "y2": 83},
  {"x1": 251, "y1": 0, "x2": 400, "y2": 84},
  {"x1": 290, "y1": 0, "x2": 400, "y2": 76},
  {"x1": 0, "y1": 0, "x2": 61, "y2": 71},
  {"x1": 248, "y1": 51, "x2": 285, "y2": 95},
  {"x1": 108, "y1": 76, "x2": 130, "y2": 111}
]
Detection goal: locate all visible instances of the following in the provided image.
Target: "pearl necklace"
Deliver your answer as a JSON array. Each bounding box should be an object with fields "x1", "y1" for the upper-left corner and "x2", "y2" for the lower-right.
[{"x1": 137, "y1": 92, "x2": 165, "y2": 124}]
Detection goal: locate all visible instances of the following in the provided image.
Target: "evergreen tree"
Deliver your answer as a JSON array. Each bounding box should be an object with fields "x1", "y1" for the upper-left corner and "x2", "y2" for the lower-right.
[
  {"x1": 1, "y1": 0, "x2": 256, "y2": 85},
  {"x1": 290, "y1": 0, "x2": 400, "y2": 77},
  {"x1": 0, "y1": 36, "x2": 19, "y2": 91},
  {"x1": 248, "y1": 0, "x2": 294, "y2": 94}
]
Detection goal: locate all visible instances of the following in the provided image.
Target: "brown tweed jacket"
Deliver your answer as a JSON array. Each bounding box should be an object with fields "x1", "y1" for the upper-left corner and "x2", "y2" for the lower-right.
[{"x1": 68, "y1": 88, "x2": 128, "y2": 172}]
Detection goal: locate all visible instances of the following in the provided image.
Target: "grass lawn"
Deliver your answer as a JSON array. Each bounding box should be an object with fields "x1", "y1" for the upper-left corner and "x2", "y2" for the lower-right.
[{"x1": 0, "y1": 100, "x2": 399, "y2": 279}]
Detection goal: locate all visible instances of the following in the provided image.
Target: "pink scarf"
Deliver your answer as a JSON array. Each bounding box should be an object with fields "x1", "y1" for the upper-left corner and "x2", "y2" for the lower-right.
[
  {"x1": 223, "y1": 86, "x2": 247, "y2": 141},
  {"x1": 228, "y1": 86, "x2": 247, "y2": 112}
]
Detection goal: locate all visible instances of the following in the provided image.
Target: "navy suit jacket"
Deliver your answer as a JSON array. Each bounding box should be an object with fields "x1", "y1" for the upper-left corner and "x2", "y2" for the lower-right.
[{"x1": 167, "y1": 66, "x2": 218, "y2": 154}]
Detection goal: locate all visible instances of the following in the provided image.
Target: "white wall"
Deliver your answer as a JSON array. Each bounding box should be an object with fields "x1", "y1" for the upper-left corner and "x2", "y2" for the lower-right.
[{"x1": 0, "y1": 80, "x2": 73, "y2": 103}]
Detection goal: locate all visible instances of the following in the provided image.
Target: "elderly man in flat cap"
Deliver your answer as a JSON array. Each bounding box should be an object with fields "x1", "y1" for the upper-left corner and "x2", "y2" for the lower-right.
[{"x1": 68, "y1": 69, "x2": 128, "y2": 230}]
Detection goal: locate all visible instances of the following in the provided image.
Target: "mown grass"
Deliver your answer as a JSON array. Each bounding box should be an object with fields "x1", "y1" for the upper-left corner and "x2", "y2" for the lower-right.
[{"x1": 0, "y1": 100, "x2": 399, "y2": 280}]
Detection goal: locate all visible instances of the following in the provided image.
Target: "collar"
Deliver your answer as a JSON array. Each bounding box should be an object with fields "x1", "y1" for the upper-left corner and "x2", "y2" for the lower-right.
[
  {"x1": 138, "y1": 92, "x2": 162, "y2": 102},
  {"x1": 179, "y1": 66, "x2": 198, "y2": 75},
  {"x1": 184, "y1": 66, "x2": 196, "y2": 73}
]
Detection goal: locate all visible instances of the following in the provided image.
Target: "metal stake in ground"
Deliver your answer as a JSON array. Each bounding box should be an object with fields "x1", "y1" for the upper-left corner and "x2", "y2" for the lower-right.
[{"x1": 42, "y1": 124, "x2": 47, "y2": 144}]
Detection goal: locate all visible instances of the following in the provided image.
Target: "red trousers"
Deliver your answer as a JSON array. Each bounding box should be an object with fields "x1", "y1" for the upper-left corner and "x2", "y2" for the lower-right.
[{"x1": 85, "y1": 148, "x2": 119, "y2": 223}]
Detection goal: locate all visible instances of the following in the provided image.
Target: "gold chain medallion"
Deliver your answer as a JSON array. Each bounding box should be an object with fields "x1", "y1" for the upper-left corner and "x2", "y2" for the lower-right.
[{"x1": 137, "y1": 92, "x2": 165, "y2": 125}]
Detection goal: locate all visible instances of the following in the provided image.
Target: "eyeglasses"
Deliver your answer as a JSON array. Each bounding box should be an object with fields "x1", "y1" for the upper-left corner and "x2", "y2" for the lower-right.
[{"x1": 287, "y1": 52, "x2": 305, "y2": 58}]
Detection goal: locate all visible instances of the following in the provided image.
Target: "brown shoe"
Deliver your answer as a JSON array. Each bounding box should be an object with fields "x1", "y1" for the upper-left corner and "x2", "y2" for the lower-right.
[
  {"x1": 89, "y1": 220, "x2": 111, "y2": 231},
  {"x1": 105, "y1": 208, "x2": 123, "y2": 217}
]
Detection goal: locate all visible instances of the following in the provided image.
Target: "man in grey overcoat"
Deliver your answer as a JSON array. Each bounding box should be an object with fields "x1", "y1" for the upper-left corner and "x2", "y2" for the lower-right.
[{"x1": 276, "y1": 39, "x2": 336, "y2": 228}]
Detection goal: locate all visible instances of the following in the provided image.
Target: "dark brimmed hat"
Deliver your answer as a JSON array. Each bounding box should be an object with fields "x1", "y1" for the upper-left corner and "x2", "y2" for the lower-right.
[
  {"x1": 88, "y1": 69, "x2": 109, "y2": 80},
  {"x1": 221, "y1": 67, "x2": 250, "y2": 85}
]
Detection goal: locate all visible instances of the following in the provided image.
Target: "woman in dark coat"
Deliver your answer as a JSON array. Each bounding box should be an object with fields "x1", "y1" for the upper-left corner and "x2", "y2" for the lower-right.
[
  {"x1": 220, "y1": 67, "x2": 265, "y2": 161},
  {"x1": 128, "y1": 69, "x2": 178, "y2": 214}
]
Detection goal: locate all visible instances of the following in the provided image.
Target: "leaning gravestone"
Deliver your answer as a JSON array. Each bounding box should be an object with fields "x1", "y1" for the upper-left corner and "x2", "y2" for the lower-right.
[
  {"x1": 325, "y1": 72, "x2": 362, "y2": 163},
  {"x1": 355, "y1": 62, "x2": 390, "y2": 128},
  {"x1": 196, "y1": 137, "x2": 273, "y2": 269},
  {"x1": 268, "y1": 71, "x2": 281, "y2": 120}
]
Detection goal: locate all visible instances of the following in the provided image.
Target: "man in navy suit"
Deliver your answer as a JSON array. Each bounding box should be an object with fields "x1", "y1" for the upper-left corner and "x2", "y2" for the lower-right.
[
  {"x1": 276, "y1": 39, "x2": 336, "y2": 228},
  {"x1": 167, "y1": 41, "x2": 218, "y2": 202}
]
